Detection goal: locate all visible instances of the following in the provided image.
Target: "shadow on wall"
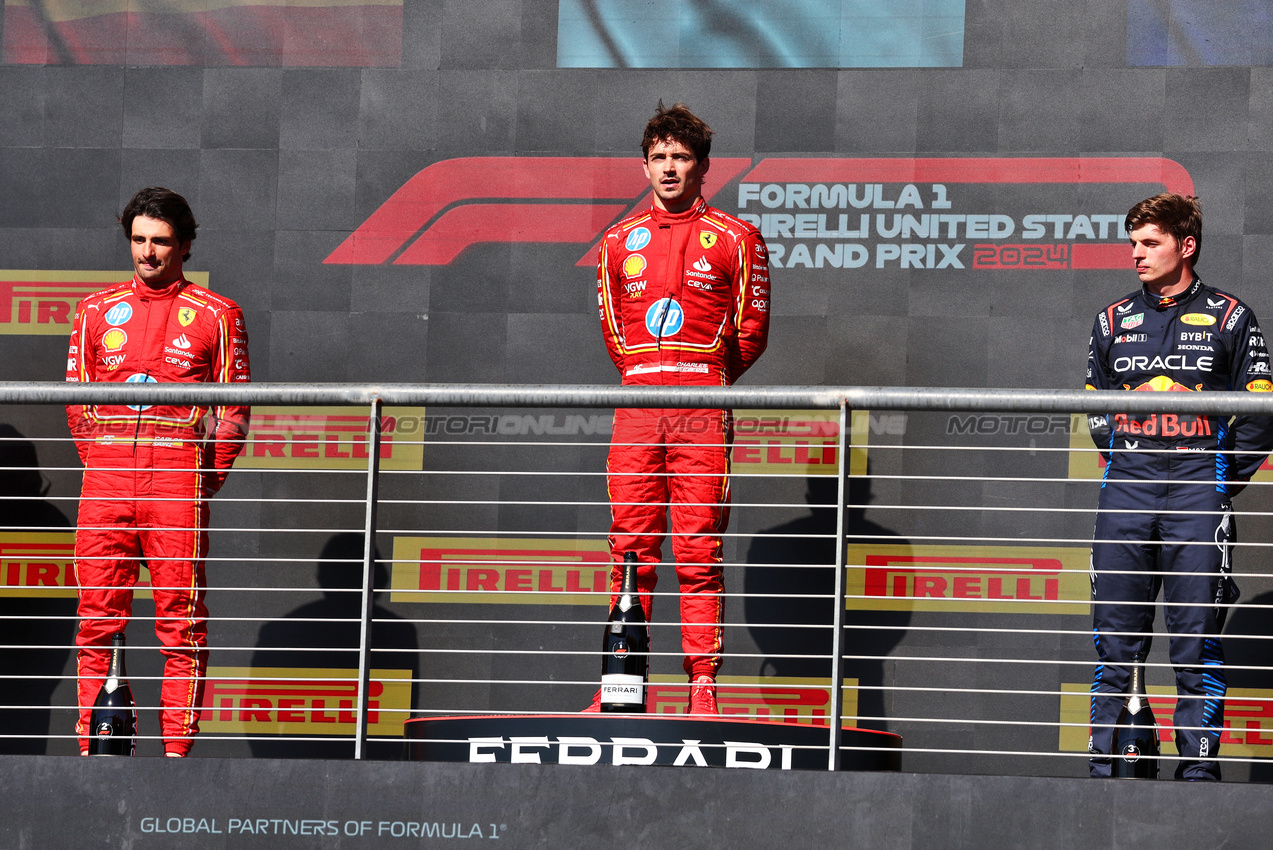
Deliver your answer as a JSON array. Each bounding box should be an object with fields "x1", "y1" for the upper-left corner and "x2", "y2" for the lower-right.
[
  {"x1": 1221, "y1": 588, "x2": 1273, "y2": 783},
  {"x1": 0, "y1": 424, "x2": 75, "y2": 754},
  {"x1": 744, "y1": 470, "x2": 911, "y2": 733},
  {"x1": 250, "y1": 533, "x2": 419, "y2": 760}
]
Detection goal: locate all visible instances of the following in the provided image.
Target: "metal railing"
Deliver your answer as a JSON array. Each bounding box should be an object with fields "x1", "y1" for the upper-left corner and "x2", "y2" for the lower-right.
[{"x1": 6, "y1": 382, "x2": 1273, "y2": 773}]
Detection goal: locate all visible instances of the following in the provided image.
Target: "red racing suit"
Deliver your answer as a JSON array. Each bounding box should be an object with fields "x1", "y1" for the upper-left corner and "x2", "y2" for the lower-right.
[
  {"x1": 597, "y1": 197, "x2": 770, "y2": 678},
  {"x1": 66, "y1": 276, "x2": 250, "y2": 755}
]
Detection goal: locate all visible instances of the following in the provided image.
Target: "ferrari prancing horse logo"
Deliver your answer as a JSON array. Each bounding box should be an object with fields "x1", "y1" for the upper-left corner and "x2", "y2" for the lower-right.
[
  {"x1": 177, "y1": 307, "x2": 196, "y2": 327},
  {"x1": 699, "y1": 232, "x2": 717, "y2": 250}
]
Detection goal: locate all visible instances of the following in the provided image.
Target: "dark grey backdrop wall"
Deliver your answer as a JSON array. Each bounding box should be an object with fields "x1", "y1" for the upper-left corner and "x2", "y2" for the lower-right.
[{"x1": 4, "y1": 0, "x2": 1273, "y2": 779}]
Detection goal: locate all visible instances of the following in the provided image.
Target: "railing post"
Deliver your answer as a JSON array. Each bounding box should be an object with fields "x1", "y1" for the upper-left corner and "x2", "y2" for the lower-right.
[
  {"x1": 827, "y1": 400, "x2": 850, "y2": 771},
  {"x1": 354, "y1": 397, "x2": 383, "y2": 759}
]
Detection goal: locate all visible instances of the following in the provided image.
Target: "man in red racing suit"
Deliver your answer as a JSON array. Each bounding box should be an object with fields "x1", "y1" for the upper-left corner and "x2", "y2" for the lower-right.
[
  {"x1": 594, "y1": 103, "x2": 770, "y2": 713},
  {"x1": 65, "y1": 187, "x2": 250, "y2": 756}
]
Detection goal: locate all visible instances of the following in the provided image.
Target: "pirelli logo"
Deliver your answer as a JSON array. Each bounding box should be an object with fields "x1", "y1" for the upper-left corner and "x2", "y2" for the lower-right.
[
  {"x1": 0, "y1": 271, "x2": 209, "y2": 335},
  {"x1": 648, "y1": 675, "x2": 859, "y2": 726},
  {"x1": 240, "y1": 406, "x2": 426, "y2": 471},
  {"x1": 733, "y1": 409, "x2": 868, "y2": 476},
  {"x1": 847, "y1": 544, "x2": 1090, "y2": 614},
  {"x1": 390, "y1": 536, "x2": 612, "y2": 605},
  {"x1": 0, "y1": 532, "x2": 155, "y2": 598},
  {"x1": 1059, "y1": 684, "x2": 1273, "y2": 758},
  {"x1": 0, "y1": 533, "x2": 75, "y2": 597},
  {"x1": 200, "y1": 667, "x2": 411, "y2": 737}
]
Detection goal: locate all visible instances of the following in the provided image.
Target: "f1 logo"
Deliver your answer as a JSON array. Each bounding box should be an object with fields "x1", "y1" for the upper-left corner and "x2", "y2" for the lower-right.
[{"x1": 323, "y1": 157, "x2": 752, "y2": 267}]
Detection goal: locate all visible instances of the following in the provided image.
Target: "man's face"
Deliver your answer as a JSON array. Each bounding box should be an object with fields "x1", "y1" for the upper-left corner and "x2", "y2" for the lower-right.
[
  {"x1": 129, "y1": 215, "x2": 187, "y2": 287},
  {"x1": 1129, "y1": 222, "x2": 1195, "y2": 292},
  {"x1": 643, "y1": 138, "x2": 709, "y2": 214}
]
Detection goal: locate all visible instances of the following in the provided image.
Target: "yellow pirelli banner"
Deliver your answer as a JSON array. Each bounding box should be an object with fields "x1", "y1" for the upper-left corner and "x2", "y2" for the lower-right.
[
  {"x1": 648, "y1": 675, "x2": 860, "y2": 726},
  {"x1": 1069, "y1": 412, "x2": 1273, "y2": 482},
  {"x1": 200, "y1": 667, "x2": 412, "y2": 737},
  {"x1": 0, "y1": 532, "x2": 155, "y2": 598},
  {"x1": 239, "y1": 406, "x2": 426, "y2": 471},
  {"x1": 1067, "y1": 413, "x2": 1104, "y2": 480},
  {"x1": 0, "y1": 270, "x2": 209, "y2": 335},
  {"x1": 846, "y1": 543, "x2": 1090, "y2": 615},
  {"x1": 731, "y1": 409, "x2": 869, "y2": 476},
  {"x1": 1059, "y1": 683, "x2": 1273, "y2": 758},
  {"x1": 0, "y1": 533, "x2": 75, "y2": 596},
  {"x1": 390, "y1": 536, "x2": 612, "y2": 605}
]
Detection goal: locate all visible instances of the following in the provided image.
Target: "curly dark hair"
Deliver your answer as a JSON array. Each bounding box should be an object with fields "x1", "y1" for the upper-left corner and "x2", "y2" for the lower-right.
[
  {"x1": 119, "y1": 187, "x2": 198, "y2": 262},
  {"x1": 641, "y1": 101, "x2": 713, "y2": 162}
]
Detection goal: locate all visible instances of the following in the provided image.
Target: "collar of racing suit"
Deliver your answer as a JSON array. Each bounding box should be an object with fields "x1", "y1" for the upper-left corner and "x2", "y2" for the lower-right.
[
  {"x1": 130, "y1": 275, "x2": 188, "y2": 301},
  {"x1": 1141, "y1": 275, "x2": 1202, "y2": 311},
  {"x1": 647, "y1": 195, "x2": 707, "y2": 226}
]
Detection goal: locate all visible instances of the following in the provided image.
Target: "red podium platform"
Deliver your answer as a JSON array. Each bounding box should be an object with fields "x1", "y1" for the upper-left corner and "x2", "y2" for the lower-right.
[{"x1": 405, "y1": 714, "x2": 902, "y2": 771}]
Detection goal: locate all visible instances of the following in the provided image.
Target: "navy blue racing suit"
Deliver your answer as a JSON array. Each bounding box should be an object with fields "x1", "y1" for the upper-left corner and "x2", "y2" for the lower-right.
[{"x1": 1085, "y1": 276, "x2": 1273, "y2": 780}]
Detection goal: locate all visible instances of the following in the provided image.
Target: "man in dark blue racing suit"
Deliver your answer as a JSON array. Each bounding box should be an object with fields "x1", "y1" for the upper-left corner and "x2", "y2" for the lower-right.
[{"x1": 1086, "y1": 193, "x2": 1273, "y2": 781}]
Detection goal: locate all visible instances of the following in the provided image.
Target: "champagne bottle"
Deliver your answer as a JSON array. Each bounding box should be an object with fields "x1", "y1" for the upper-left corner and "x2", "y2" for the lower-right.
[
  {"x1": 600, "y1": 552, "x2": 649, "y2": 712},
  {"x1": 1111, "y1": 652, "x2": 1158, "y2": 779},
  {"x1": 88, "y1": 632, "x2": 137, "y2": 756}
]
